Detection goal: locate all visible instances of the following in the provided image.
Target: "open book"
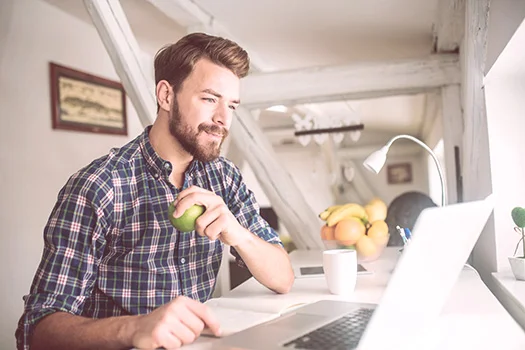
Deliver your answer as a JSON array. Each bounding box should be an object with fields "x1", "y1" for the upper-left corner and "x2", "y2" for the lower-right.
[{"x1": 203, "y1": 293, "x2": 313, "y2": 337}]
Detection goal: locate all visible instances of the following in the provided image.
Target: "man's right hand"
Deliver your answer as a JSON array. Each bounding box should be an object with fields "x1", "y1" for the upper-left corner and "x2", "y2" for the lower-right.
[{"x1": 131, "y1": 296, "x2": 222, "y2": 349}]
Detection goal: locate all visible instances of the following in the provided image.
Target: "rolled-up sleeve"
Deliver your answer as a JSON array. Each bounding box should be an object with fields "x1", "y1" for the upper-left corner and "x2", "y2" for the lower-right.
[
  {"x1": 225, "y1": 164, "x2": 283, "y2": 267},
  {"x1": 16, "y1": 173, "x2": 110, "y2": 350}
]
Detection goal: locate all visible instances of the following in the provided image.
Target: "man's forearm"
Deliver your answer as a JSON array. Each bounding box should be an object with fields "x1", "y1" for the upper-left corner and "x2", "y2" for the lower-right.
[
  {"x1": 234, "y1": 231, "x2": 294, "y2": 294},
  {"x1": 31, "y1": 311, "x2": 137, "y2": 350}
]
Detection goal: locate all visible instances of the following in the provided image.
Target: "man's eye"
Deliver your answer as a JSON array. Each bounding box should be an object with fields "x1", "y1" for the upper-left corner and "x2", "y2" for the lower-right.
[
  {"x1": 229, "y1": 105, "x2": 237, "y2": 111},
  {"x1": 203, "y1": 98, "x2": 216, "y2": 103}
]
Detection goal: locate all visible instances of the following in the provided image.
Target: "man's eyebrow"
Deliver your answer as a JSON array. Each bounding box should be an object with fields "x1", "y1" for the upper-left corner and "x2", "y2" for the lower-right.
[{"x1": 201, "y1": 89, "x2": 240, "y2": 104}]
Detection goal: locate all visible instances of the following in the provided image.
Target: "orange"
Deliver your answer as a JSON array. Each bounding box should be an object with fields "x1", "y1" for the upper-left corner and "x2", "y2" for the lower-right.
[
  {"x1": 367, "y1": 220, "x2": 389, "y2": 245},
  {"x1": 334, "y1": 218, "x2": 365, "y2": 245},
  {"x1": 320, "y1": 225, "x2": 335, "y2": 240},
  {"x1": 356, "y1": 235, "x2": 378, "y2": 257}
]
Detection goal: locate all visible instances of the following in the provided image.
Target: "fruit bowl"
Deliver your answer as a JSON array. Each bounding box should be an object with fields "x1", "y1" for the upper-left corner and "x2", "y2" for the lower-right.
[
  {"x1": 319, "y1": 199, "x2": 390, "y2": 263},
  {"x1": 321, "y1": 234, "x2": 389, "y2": 263}
]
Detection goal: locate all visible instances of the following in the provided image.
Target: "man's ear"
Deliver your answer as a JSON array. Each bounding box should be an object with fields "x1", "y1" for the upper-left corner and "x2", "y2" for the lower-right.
[{"x1": 156, "y1": 80, "x2": 173, "y2": 112}]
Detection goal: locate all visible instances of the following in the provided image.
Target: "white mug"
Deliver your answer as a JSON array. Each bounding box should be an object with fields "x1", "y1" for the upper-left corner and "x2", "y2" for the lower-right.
[{"x1": 323, "y1": 249, "x2": 357, "y2": 295}]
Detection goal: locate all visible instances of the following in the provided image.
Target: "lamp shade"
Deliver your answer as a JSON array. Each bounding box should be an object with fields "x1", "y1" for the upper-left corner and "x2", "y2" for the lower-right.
[{"x1": 363, "y1": 146, "x2": 389, "y2": 174}]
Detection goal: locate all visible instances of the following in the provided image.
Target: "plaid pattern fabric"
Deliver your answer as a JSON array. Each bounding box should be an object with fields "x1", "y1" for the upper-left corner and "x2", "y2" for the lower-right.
[{"x1": 16, "y1": 126, "x2": 282, "y2": 350}]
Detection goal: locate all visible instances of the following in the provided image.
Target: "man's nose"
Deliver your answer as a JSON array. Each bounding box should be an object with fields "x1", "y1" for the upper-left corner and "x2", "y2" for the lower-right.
[{"x1": 213, "y1": 103, "x2": 232, "y2": 126}]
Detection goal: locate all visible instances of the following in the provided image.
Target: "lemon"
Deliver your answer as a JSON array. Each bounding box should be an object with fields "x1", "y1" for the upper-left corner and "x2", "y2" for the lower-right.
[{"x1": 168, "y1": 201, "x2": 205, "y2": 232}]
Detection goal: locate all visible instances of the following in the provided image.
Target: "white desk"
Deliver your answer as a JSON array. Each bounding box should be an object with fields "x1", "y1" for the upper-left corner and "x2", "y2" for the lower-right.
[
  {"x1": 187, "y1": 248, "x2": 525, "y2": 349},
  {"x1": 493, "y1": 270, "x2": 525, "y2": 331}
]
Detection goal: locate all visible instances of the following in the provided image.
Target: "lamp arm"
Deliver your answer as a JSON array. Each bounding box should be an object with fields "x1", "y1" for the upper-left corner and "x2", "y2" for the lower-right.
[{"x1": 386, "y1": 135, "x2": 447, "y2": 206}]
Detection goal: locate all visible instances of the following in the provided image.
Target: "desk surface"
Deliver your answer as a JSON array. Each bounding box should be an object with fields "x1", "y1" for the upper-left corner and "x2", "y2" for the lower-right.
[
  {"x1": 493, "y1": 269, "x2": 525, "y2": 330},
  {"x1": 186, "y1": 248, "x2": 525, "y2": 349}
]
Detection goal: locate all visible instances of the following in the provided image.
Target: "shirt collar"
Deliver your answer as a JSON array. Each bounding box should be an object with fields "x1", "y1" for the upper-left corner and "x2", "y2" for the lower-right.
[{"x1": 139, "y1": 126, "x2": 200, "y2": 180}]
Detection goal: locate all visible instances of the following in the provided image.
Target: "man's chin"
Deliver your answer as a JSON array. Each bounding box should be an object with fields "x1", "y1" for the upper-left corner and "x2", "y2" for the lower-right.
[{"x1": 193, "y1": 146, "x2": 221, "y2": 162}]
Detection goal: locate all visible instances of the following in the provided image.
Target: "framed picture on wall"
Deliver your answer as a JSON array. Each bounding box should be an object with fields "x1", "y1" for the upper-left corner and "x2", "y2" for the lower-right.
[
  {"x1": 387, "y1": 162, "x2": 413, "y2": 184},
  {"x1": 49, "y1": 62, "x2": 127, "y2": 136}
]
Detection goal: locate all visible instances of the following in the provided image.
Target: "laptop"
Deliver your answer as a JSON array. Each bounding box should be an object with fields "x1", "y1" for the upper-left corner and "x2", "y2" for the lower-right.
[{"x1": 214, "y1": 195, "x2": 494, "y2": 350}]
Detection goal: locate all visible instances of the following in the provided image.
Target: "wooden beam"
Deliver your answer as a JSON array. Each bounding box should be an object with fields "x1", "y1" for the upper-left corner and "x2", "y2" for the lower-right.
[
  {"x1": 441, "y1": 84, "x2": 463, "y2": 204},
  {"x1": 462, "y1": 0, "x2": 496, "y2": 278},
  {"x1": 434, "y1": 0, "x2": 465, "y2": 52},
  {"x1": 240, "y1": 54, "x2": 460, "y2": 108},
  {"x1": 83, "y1": 0, "x2": 155, "y2": 128},
  {"x1": 231, "y1": 107, "x2": 323, "y2": 249}
]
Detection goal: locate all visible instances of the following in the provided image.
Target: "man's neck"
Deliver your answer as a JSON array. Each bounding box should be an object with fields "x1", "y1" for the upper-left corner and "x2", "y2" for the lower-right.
[{"x1": 149, "y1": 118, "x2": 192, "y2": 189}]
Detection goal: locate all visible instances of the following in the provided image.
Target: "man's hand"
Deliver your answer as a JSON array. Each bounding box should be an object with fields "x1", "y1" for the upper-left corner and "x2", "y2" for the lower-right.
[
  {"x1": 173, "y1": 186, "x2": 247, "y2": 246},
  {"x1": 131, "y1": 296, "x2": 221, "y2": 349}
]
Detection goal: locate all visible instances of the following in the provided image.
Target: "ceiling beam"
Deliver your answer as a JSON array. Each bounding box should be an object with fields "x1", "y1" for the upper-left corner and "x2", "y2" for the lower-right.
[
  {"x1": 240, "y1": 54, "x2": 460, "y2": 108},
  {"x1": 433, "y1": 0, "x2": 465, "y2": 53}
]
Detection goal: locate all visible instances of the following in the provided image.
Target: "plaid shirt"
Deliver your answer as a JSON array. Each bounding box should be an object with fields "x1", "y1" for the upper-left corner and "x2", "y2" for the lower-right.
[{"x1": 16, "y1": 126, "x2": 282, "y2": 350}]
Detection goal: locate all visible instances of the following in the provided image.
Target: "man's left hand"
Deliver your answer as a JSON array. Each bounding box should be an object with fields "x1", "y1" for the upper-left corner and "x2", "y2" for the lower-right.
[{"x1": 173, "y1": 186, "x2": 247, "y2": 246}]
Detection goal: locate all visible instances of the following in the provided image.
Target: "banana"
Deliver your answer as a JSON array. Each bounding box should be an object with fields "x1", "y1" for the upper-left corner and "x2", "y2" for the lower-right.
[
  {"x1": 318, "y1": 205, "x2": 343, "y2": 221},
  {"x1": 326, "y1": 203, "x2": 367, "y2": 227}
]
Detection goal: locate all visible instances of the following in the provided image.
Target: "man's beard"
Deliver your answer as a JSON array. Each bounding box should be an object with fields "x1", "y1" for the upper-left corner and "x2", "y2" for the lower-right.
[{"x1": 168, "y1": 101, "x2": 229, "y2": 163}]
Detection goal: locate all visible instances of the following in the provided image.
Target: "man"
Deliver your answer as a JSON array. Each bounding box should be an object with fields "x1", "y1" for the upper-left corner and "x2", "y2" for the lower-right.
[{"x1": 16, "y1": 33, "x2": 294, "y2": 350}]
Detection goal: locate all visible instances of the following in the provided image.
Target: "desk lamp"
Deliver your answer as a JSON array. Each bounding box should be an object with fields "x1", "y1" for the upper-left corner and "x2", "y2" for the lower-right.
[
  {"x1": 363, "y1": 134, "x2": 447, "y2": 247},
  {"x1": 363, "y1": 134, "x2": 447, "y2": 207}
]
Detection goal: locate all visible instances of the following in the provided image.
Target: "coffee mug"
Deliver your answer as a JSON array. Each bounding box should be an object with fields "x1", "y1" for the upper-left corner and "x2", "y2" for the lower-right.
[{"x1": 323, "y1": 249, "x2": 357, "y2": 295}]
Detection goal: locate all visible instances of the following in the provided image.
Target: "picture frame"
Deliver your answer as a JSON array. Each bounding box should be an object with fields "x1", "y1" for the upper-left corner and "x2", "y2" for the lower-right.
[
  {"x1": 49, "y1": 62, "x2": 127, "y2": 136},
  {"x1": 387, "y1": 162, "x2": 413, "y2": 184}
]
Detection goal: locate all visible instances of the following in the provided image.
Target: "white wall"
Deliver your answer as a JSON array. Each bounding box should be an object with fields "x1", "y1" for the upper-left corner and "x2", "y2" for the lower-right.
[
  {"x1": 359, "y1": 154, "x2": 430, "y2": 205},
  {"x1": 485, "y1": 0, "x2": 525, "y2": 74},
  {"x1": 485, "y1": 18, "x2": 525, "y2": 272},
  {"x1": 0, "y1": 0, "x2": 145, "y2": 348}
]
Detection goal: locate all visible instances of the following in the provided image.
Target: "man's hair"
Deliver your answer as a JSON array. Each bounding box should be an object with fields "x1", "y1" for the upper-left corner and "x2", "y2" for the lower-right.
[{"x1": 154, "y1": 32, "x2": 250, "y2": 96}]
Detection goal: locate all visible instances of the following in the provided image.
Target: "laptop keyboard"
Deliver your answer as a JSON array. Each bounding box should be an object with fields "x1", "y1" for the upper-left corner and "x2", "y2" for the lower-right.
[{"x1": 283, "y1": 307, "x2": 374, "y2": 350}]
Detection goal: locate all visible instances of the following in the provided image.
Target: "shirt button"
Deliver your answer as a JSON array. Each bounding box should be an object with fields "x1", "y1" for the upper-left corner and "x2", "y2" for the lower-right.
[
  {"x1": 164, "y1": 162, "x2": 172, "y2": 170},
  {"x1": 180, "y1": 258, "x2": 186, "y2": 264},
  {"x1": 153, "y1": 173, "x2": 159, "y2": 179}
]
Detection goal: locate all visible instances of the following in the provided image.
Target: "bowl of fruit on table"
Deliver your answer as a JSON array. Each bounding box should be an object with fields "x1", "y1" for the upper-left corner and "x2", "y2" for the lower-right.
[{"x1": 319, "y1": 198, "x2": 389, "y2": 262}]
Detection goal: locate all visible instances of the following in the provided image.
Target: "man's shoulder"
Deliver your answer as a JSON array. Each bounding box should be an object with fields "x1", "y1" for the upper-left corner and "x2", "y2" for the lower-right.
[{"x1": 64, "y1": 136, "x2": 142, "y2": 197}]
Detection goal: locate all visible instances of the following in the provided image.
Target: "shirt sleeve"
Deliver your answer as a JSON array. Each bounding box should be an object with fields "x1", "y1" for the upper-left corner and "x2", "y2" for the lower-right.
[
  {"x1": 15, "y1": 172, "x2": 110, "y2": 350},
  {"x1": 224, "y1": 161, "x2": 283, "y2": 268}
]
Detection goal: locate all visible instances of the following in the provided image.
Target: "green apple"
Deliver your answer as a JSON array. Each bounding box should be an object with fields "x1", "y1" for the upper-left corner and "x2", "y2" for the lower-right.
[{"x1": 168, "y1": 201, "x2": 205, "y2": 232}]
